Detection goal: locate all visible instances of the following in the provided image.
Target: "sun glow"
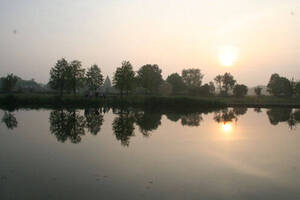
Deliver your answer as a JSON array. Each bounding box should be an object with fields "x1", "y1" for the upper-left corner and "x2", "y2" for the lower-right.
[
  {"x1": 221, "y1": 123, "x2": 233, "y2": 134},
  {"x1": 219, "y1": 46, "x2": 239, "y2": 67}
]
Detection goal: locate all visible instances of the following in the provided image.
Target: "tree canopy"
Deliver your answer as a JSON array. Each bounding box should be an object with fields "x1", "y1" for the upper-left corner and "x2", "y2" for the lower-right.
[
  {"x1": 86, "y1": 64, "x2": 104, "y2": 93},
  {"x1": 137, "y1": 64, "x2": 163, "y2": 93},
  {"x1": 113, "y1": 61, "x2": 135, "y2": 96},
  {"x1": 267, "y1": 73, "x2": 293, "y2": 97},
  {"x1": 67, "y1": 60, "x2": 85, "y2": 96},
  {"x1": 1, "y1": 73, "x2": 18, "y2": 93},
  {"x1": 182, "y1": 68, "x2": 204, "y2": 89},
  {"x1": 233, "y1": 84, "x2": 248, "y2": 97},
  {"x1": 49, "y1": 58, "x2": 69, "y2": 96},
  {"x1": 166, "y1": 73, "x2": 185, "y2": 93}
]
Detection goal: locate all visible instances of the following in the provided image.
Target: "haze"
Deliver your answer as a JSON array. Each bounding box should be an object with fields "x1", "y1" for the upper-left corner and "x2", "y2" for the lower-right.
[{"x1": 0, "y1": 0, "x2": 299, "y2": 86}]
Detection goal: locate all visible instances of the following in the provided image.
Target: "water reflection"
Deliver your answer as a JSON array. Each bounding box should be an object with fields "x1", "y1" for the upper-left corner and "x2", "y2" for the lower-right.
[
  {"x1": 221, "y1": 123, "x2": 233, "y2": 134},
  {"x1": 267, "y1": 108, "x2": 300, "y2": 130},
  {"x1": 112, "y1": 109, "x2": 136, "y2": 146},
  {"x1": 1, "y1": 112, "x2": 18, "y2": 130},
  {"x1": 49, "y1": 109, "x2": 86, "y2": 143},
  {"x1": 135, "y1": 111, "x2": 162, "y2": 136},
  {"x1": 84, "y1": 108, "x2": 104, "y2": 135},
  {"x1": 2, "y1": 107, "x2": 300, "y2": 146}
]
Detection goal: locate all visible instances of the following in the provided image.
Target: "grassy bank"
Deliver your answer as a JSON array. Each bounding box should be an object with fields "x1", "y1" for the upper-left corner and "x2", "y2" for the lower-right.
[
  {"x1": 0, "y1": 94, "x2": 224, "y2": 111},
  {"x1": 0, "y1": 94, "x2": 299, "y2": 110}
]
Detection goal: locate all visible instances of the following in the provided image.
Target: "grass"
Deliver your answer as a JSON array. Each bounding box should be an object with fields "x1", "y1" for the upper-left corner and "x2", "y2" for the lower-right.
[{"x1": 0, "y1": 94, "x2": 299, "y2": 111}]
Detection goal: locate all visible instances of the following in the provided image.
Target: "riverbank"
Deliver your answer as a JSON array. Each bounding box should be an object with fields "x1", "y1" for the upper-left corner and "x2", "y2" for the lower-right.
[{"x1": 0, "y1": 94, "x2": 299, "y2": 110}]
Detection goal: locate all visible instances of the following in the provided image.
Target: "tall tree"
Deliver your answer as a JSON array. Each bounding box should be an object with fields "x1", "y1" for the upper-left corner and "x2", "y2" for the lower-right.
[
  {"x1": 86, "y1": 64, "x2": 104, "y2": 93},
  {"x1": 214, "y1": 75, "x2": 222, "y2": 94},
  {"x1": 166, "y1": 73, "x2": 186, "y2": 94},
  {"x1": 221, "y1": 72, "x2": 236, "y2": 95},
  {"x1": 182, "y1": 68, "x2": 204, "y2": 89},
  {"x1": 136, "y1": 64, "x2": 163, "y2": 93},
  {"x1": 49, "y1": 58, "x2": 69, "y2": 96},
  {"x1": 113, "y1": 61, "x2": 135, "y2": 96},
  {"x1": 66, "y1": 60, "x2": 85, "y2": 96},
  {"x1": 1, "y1": 74, "x2": 18, "y2": 93},
  {"x1": 233, "y1": 84, "x2": 248, "y2": 98}
]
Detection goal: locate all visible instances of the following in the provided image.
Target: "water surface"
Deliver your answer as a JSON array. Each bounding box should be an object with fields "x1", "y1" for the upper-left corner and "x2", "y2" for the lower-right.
[{"x1": 1, "y1": 107, "x2": 300, "y2": 200}]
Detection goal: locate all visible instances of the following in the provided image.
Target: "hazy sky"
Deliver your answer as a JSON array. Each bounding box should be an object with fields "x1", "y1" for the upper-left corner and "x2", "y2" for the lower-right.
[{"x1": 0, "y1": 0, "x2": 299, "y2": 86}]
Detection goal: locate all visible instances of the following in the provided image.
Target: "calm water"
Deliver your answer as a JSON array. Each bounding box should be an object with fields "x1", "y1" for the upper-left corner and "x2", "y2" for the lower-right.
[{"x1": 0, "y1": 107, "x2": 300, "y2": 200}]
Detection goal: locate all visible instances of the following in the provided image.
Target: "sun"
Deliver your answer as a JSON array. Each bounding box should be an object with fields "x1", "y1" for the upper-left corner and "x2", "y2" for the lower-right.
[{"x1": 218, "y1": 46, "x2": 239, "y2": 67}]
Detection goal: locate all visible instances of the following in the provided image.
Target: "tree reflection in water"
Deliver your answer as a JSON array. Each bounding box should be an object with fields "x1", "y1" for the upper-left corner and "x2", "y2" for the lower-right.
[
  {"x1": 1, "y1": 112, "x2": 18, "y2": 130},
  {"x1": 214, "y1": 107, "x2": 248, "y2": 124},
  {"x1": 46, "y1": 107, "x2": 300, "y2": 146},
  {"x1": 49, "y1": 109, "x2": 86, "y2": 143},
  {"x1": 181, "y1": 113, "x2": 203, "y2": 127},
  {"x1": 267, "y1": 108, "x2": 300, "y2": 130},
  {"x1": 112, "y1": 109, "x2": 136, "y2": 146},
  {"x1": 135, "y1": 111, "x2": 161, "y2": 136},
  {"x1": 84, "y1": 108, "x2": 104, "y2": 135}
]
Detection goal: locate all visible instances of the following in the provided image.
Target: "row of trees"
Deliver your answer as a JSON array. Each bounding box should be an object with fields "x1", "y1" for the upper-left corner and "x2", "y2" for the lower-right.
[
  {"x1": 2, "y1": 58, "x2": 300, "y2": 98},
  {"x1": 49, "y1": 58, "x2": 104, "y2": 96},
  {"x1": 49, "y1": 59, "x2": 299, "y2": 97}
]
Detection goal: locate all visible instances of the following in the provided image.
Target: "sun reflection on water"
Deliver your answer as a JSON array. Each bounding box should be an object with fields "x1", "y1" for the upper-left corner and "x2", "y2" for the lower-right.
[{"x1": 221, "y1": 123, "x2": 233, "y2": 134}]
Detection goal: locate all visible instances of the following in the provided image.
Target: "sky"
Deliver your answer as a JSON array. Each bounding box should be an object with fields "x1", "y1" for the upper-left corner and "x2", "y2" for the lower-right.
[{"x1": 0, "y1": 0, "x2": 299, "y2": 86}]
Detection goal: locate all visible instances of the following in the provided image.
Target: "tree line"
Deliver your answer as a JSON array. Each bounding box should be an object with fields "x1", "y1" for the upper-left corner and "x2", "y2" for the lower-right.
[{"x1": 1, "y1": 58, "x2": 300, "y2": 97}]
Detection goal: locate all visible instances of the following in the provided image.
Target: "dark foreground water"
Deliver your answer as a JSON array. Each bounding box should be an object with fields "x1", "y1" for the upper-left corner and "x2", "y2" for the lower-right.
[{"x1": 0, "y1": 107, "x2": 300, "y2": 200}]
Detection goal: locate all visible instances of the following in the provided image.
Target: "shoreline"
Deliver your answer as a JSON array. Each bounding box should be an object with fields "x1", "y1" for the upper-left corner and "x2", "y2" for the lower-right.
[{"x1": 0, "y1": 94, "x2": 299, "y2": 110}]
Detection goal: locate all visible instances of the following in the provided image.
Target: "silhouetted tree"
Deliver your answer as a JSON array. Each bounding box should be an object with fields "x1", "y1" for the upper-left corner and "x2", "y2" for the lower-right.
[
  {"x1": 112, "y1": 110, "x2": 135, "y2": 146},
  {"x1": 295, "y1": 82, "x2": 300, "y2": 96},
  {"x1": 1, "y1": 74, "x2": 18, "y2": 93},
  {"x1": 190, "y1": 84, "x2": 211, "y2": 96},
  {"x1": 266, "y1": 108, "x2": 292, "y2": 125},
  {"x1": 267, "y1": 74, "x2": 293, "y2": 97},
  {"x1": 254, "y1": 86, "x2": 262, "y2": 96},
  {"x1": 221, "y1": 72, "x2": 236, "y2": 96},
  {"x1": 293, "y1": 109, "x2": 300, "y2": 122},
  {"x1": 135, "y1": 111, "x2": 161, "y2": 136},
  {"x1": 182, "y1": 68, "x2": 204, "y2": 90},
  {"x1": 49, "y1": 110, "x2": 86, "y2": 143},
  {"x1": 214, "y1": 75, "x2": 222, "y2": 94},
  {"x1": 136, "y1": 64, "x2": 163, "y2": 94},
  {"x1": 158, "y1": 81, "x2": 172, "y2": 96},
  {"x1": 166, "y1": 113, "x2": 181, "y2": 122},
  {"x1": 66, "y1": 60, "x2": 85, "y2": 96},
  {"x1": 1, "y1": 112, "x2": 17, "y2": 130},
  {"x1": 166, "y1": 73, "x2": 186, "y2": 94},
  {"x1": 233, "y1": 107, "x2": 248, "y2": 116},
  {"x1": 113, "y1": 61, "x2": 135, "y2": 96},
  {"x1": 181, "y1": 113, "x2": 203, "y2": 126},
  {"x1": 214, "y1": 109, "x2": 237, "y2": 123},
  {"x1": 254, "y1": 107, "x2": 262, "y2": 113},
  {"x1": 86, "y1": 64, "x2": 104, "y2": 94},
  {"x1": 209, "y1": 81, "x2": 215, "y2": 95},
  {"x1": 49, "y1": 58, "x2": 69, "y2": 96},
  {"x1": 84, "y1": 108, "x2": 104, "y2": 135},
  {"x1": 233, "y1": 84, "x2": 248, "y2": 98}
]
